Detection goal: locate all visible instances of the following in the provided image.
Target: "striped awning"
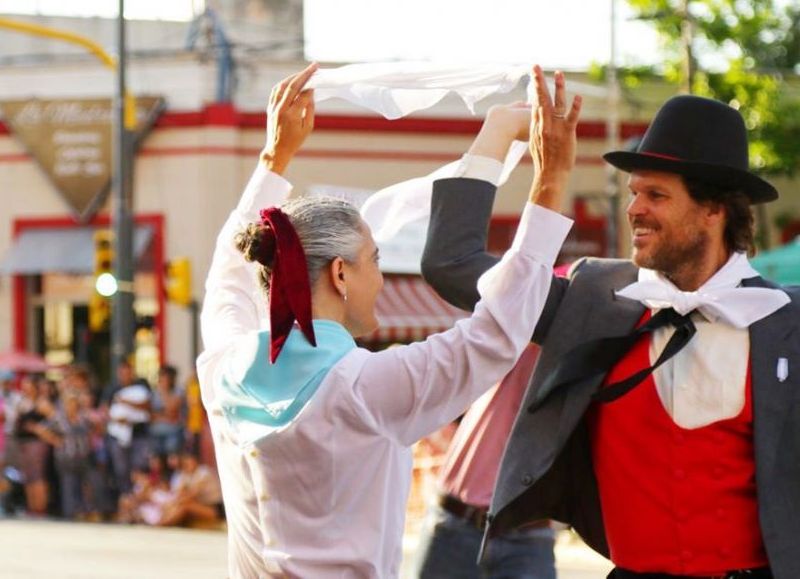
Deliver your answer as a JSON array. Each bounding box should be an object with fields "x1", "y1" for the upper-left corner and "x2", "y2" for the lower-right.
[{"x1": 365, "y1": 275, "x2": 468, "y2": 344}]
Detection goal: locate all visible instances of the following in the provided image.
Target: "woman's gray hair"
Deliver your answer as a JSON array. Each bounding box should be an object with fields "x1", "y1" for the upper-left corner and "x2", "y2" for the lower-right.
[{"x1": 235, "y1": 195, "x2": 366, "y2": 293}]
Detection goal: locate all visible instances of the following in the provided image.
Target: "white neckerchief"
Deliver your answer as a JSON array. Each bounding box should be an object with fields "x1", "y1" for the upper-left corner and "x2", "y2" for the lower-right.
[
  {"x1": 615, "y1": 252, "x2": 789, "y2": 429},
  {"x1": 615, "y1": 252, "x2": 789, "y2": 328}
]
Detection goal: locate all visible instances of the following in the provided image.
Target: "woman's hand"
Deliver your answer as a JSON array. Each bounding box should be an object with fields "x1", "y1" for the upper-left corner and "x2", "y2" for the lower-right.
[
  {"x1": 261, "y1": 62, "x2": 319, "y2": 174},
  {"x1": 528, "y1": 65, "x2": 582, "y2": 210}
]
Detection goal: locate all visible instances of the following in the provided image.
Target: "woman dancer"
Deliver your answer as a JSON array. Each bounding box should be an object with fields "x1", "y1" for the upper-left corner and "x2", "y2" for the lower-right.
[{"x1": 197, "y1": 63, "x2": 580, "y2": 578}]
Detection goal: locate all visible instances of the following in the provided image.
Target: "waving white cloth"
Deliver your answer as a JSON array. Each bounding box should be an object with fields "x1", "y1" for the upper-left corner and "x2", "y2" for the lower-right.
[
  {"x1": 616, "y1": 252, "x2": 789, "y2": 328},
  {"x1": 307, "y1": 62, "x2": 529, "y2": 119},
  {"x1": 361, "y1": 145, "x2": 526, "y2": 244},
  {"x1": 616, "y1": 252, "x2": 790, "y2": 429},
  {"x1": 306, "y1": 62, "x2": 532, "y2": 247}
]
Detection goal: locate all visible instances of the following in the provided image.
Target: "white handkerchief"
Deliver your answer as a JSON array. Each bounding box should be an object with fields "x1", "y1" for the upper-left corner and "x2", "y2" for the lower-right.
[
  {"x1": 311, "y1": 62, "x2": 531, "y2": 265},
  {"x1": 308, "y1": 62, "x2": 530, "y2": 119},
  {"x1": 361, "y1": 142, "x2": 527, "y2": 243}
]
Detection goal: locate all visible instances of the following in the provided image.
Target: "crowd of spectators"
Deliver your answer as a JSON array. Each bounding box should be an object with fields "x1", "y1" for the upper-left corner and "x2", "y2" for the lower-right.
[{"x1": 0, "y1": 362, "x2": 223, "y2": 530}]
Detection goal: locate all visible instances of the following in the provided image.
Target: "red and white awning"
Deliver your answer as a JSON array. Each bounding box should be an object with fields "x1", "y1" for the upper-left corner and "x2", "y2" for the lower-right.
[{"x1": 366, "y1": 275, "x2": 468, "y2": 344}]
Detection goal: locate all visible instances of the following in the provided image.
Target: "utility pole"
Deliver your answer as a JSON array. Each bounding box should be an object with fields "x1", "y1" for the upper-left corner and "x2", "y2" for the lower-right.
[
  {"x1": 112, "y1": 0, "x2": 136, "y2": 376},
  {"x1": 606, "y1": 0, "x2": 621, "y2": 258}
]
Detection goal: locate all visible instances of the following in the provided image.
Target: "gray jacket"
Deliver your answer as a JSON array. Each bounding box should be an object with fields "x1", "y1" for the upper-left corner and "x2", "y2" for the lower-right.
[{"x1": 421, "y1": 177, "x2": 800, "y2": 579}]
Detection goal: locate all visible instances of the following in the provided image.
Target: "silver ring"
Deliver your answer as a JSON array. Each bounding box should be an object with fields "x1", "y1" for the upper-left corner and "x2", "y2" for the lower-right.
[{"x1": 553, "y1": 112, "x2": 566, "y2": 119}]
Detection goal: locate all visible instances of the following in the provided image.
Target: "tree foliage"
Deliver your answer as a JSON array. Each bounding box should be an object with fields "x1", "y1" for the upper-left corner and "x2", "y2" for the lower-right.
[{"x1": 622, "y1": 0, "x2": 800, "y2": 176}]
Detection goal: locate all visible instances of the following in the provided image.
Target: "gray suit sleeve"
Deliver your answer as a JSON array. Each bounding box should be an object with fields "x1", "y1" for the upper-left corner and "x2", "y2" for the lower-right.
[
  {"x1": 421, "y1": 178, "x2": 499, "y2": 312},
  {"x1": 421, "y1": 177, "x2": 569, "y2": 343}
]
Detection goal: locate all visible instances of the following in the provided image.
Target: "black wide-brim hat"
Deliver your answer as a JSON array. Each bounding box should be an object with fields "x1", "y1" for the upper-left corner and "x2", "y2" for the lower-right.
[{"x1": 604, "y1": 94, "x2": 778, "y2": 203}]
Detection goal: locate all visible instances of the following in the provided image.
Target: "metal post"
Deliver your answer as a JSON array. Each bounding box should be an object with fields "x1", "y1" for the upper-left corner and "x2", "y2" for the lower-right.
[
  {"x1": 605, "y1": 0, "x2": 621, "y2": 257},
  {"x1": 112, "y1": 0, "x2": 136, "y2": 375},
  {"x1": 190, "y1": 300, "x2": 200, "y2": 367}
]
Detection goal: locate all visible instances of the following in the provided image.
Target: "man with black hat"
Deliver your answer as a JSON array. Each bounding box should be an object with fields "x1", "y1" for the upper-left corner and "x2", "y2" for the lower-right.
[{"x1": 422, "y1": 79, "x2": 798, "y2": 579}]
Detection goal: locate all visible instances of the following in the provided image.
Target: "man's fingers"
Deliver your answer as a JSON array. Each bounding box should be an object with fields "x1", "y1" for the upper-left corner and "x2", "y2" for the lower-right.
[
  {"x1": 553, "y1": 71, "x2": 566, "y2": 115},
  {"x1": 566, "y1": 95, "x2": 583, "y2": 126},
  {"x1": 270, "y1": 80, "x2": 286, "y2": 107},
  {"x1": 270, "y1": 70, "x2": 297, "y2": 108},
  {"x1": 297, "y1": 90, "x2": 316, "y2": 129},
  {"x1": 532, "y1": 65, "x2": 553, "y2": 112},
  {"x1": 278, "y1": 62, "x2": 319, "y2": 110}
]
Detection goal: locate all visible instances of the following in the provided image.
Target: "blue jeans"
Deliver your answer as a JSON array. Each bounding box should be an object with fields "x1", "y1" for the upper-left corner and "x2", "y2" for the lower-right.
[{"x1": 413, "y1": 503, "x2": 556, "y2": 579}]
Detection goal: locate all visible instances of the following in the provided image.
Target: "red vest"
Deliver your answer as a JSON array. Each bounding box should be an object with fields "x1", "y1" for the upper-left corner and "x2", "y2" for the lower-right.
[{"x1": 588, "y1": 313, "x2": 768, "y2": 575}]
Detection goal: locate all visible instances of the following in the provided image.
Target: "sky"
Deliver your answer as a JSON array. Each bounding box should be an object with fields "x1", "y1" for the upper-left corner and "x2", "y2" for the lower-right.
[
  {"x1": 0, "y1": 0, "x2": 718, "y2": 70},
  {"x1": 304, "y1": 0, "x2": 664, "y2": 70}
]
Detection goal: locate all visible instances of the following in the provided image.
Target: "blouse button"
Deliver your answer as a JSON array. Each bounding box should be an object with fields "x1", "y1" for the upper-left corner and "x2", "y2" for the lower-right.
[
  {"x1": 521, "y1": 474, "x2": 533, "y2": 486},
  {"x1": 250, "y1": 449, "x2": 259, "y2": 458}
]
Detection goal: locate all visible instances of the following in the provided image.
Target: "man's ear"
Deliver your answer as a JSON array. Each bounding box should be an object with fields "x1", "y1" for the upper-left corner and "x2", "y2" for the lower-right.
[
  {"x1": 329, "y1": 257, "x2": 347, "y2": 297},
  {"x1": 700, "y1": 199, "x2": 724, "y2": 224}
]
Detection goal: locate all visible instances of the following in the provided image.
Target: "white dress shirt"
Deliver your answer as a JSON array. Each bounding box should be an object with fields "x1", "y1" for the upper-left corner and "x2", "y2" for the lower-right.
[{"x1": 196, "y1": 164, "x2": 572, "y2": 578}]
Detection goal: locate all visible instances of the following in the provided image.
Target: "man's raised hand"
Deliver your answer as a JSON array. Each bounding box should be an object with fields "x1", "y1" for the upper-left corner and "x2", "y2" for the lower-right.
[{"x1": 529, "y1": 65, "x2": 582, "y2": 209}]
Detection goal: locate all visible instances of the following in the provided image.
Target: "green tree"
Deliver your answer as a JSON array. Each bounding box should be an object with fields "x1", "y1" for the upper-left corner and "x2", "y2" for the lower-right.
[{"x1": 622, "y1": 0, "x2": 800, "y2": 176}]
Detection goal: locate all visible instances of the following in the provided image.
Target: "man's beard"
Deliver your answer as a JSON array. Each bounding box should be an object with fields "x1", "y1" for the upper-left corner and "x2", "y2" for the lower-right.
[{"x1": 632, "y1": 226, "x2": 709, "y2": 279}]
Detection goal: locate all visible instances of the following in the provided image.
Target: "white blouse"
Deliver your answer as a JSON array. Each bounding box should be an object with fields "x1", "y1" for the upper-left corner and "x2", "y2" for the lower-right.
[{"x1": 196, "y1": 164, "x2": 572, "y2": 578}]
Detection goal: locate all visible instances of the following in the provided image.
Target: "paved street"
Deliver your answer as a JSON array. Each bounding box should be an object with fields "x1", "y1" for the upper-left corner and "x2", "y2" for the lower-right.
[{"x1": 0, "y1": 519, "x2": 612, "y2": 578}]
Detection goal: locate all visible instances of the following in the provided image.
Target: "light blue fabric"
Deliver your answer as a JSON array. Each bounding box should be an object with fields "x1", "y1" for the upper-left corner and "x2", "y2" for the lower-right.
[{"x1": 218, "y1": 319, "x2": 356, "y2": 446}]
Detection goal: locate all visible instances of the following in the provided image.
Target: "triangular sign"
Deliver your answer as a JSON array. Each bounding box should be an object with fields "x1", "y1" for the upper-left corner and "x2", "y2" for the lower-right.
[{"x1": 0, "y1": 96, "x2": 164, "y2": 223}]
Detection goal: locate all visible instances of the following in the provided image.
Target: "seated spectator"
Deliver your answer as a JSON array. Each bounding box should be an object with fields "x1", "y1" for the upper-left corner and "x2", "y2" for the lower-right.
[
  {"x1": 158, "y1": 451, "x2": 223, "y2": 527},
  {"x1": 118, "y1": 467, "x2": 173, "y2": 525}
]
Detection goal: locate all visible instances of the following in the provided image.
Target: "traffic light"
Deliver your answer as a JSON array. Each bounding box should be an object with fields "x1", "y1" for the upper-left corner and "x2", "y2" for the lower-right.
[
  {"x1": 166, "y1": 257, "x2": 192, "y2": 306},
  {"x1": 89, "y1": 292, "x2": 110, "y2": 332},
  {"x1": 94, "y1": 229, "x2": 113, "y2": 275},
  {"x1": 90, "y1": 229, "x2": 114, "y2": 331},
  {"x1": 93, "y1": 229, "x2": 117, "y2": 296}
]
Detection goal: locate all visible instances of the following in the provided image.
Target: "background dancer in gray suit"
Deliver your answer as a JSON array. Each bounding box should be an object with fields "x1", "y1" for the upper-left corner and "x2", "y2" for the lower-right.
[{"x1": 422, "y1": 72, "x2": 797, "y2": 579}]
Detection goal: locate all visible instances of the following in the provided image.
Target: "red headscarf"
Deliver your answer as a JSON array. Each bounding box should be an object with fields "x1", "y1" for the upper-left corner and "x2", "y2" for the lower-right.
[{"x1": 258, "y1": 207, "x2": 316, "y2": 363}]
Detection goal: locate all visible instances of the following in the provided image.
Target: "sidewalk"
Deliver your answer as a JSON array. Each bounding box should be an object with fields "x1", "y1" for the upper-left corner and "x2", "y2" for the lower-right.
[{"x1": 0, "y1": 519, "x2": 613, "y2": 578}]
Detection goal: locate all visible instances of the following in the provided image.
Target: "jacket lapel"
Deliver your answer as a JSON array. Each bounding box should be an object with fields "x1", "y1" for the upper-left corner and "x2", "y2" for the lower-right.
[{"x1": 556, "y1": 287, "x2": 646, "y2": 442}]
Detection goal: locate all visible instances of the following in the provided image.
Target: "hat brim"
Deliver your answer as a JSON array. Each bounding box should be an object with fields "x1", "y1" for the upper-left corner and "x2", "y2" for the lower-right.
[{"x1": 603, "y1": 151, "x2": 778, "y2": 204}]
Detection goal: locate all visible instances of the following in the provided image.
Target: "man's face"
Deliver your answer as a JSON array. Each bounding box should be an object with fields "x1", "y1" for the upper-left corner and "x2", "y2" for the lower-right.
[
  {"x1": 117, "y1": 363, "x2": 134, "y2": 386},
  {"x1": 626, "y1": 171, "x2": 712, "y2": 276}
]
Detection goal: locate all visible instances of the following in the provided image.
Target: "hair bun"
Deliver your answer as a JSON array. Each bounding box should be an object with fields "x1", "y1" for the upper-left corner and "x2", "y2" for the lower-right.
[
  {"x1": 234, "y1": 223, "x2": 276, "y2": 267},
  {"x1": 254, "y1": 225, "x2": 276, "y2": 266}
]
